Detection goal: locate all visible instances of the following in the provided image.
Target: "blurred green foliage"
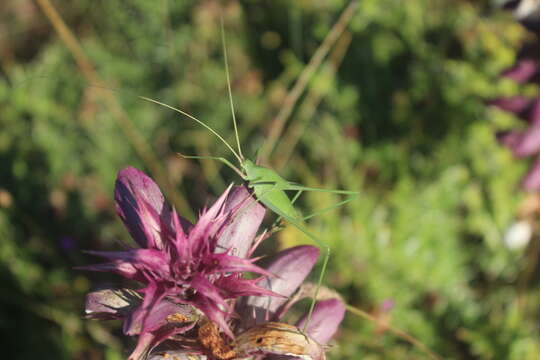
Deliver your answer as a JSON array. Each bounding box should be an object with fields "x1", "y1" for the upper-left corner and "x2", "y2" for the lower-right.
[{"x1": 1, "y1": 0, "x2": 538, "y2": 358}]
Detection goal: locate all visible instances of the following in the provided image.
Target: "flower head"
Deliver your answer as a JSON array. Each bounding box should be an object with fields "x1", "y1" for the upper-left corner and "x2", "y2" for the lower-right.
[
  {"x1": 490, "y1": 59, "x2": 540, "y2": 190},
  {"x1": 489, "y1": 3, "x2": 540, "y2": 191},
  {"x1": 82, "y1": 167, "x2": 281, "y2": 358}
]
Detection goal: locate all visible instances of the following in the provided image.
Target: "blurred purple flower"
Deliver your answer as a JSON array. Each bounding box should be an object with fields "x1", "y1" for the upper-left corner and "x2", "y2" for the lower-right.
[
  {"x1": 490, "y1": 3, "x2": 540, "y2": 191},
  {"x1": 382, "y1": 298, "x2": 395, "y2": 312},
  {"x1": 491, "y1": 59, "x2": 540, "y2": 190},
  {"x1": 81, "y1": 166, "x2": 282, "y2": 359}
]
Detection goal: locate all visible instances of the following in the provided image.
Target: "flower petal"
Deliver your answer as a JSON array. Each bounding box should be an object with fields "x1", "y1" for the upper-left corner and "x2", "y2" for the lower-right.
[
  {"x1": 528, "y1": 97, "x2": 540, "y2": 125},
  {"x1": 190, "y1": 274, "x2": 230, "y2": 312},
  {"x1": 214, "y1": 275, "x2": 285, "y2": 299},
  {"x1": 216, "y1": 186, "x2": 265, "y2": 258},
  {"x1": 246, "y1": 245, "x2": 320, "y2": 317},
  {"x1": 85, "y1": 249, "x2": 170, "y2": 279},
  {"x1": 296, "y1": 299, "x2": 346, "y2": 345},
  {"x1": 501, "y1": 59, "x2": 539, "y2": 83},
  {"x1": 77, "y1": 260, "x2": 141, "y2": 280},
  {"x1": 124, "y1": 283, "x2": 167, "y2": 336},
  {"x1": 206, "y1": 253, "x2": 275, "y2": 278},
  {"x1": 497, "y1": 131, "x2": 522, "y2": 148},
  {"x1": 189, "y1": 185, "x2": 233, "y2": 255},
  {"x1": 126, "y1": 299, "x2": 198, "y2": 336},
  {"x1": 170, "y1": 208, "x2": 192, "y2": 263},
  {"x1": 128, "y1": 332, "x2": 155, "y2": 360},
  {"x1": 115, "y1": 166, "x2": 184, "y2": 249},
  {"x1": 85, "y1": 288, "x2": 139, "y2": 319},
  {"x1": 128, "y1": 316, "x2": 198, "y2": 360},
  {"x1": 508, "y1": 124, "x2": 540, "y2": 157},
  {"x1": 190, "y1": 293, "x2": 234, "y2": 339},
  {"x1": 489, "y1": 96, "x2": 533, "y2": 117}
]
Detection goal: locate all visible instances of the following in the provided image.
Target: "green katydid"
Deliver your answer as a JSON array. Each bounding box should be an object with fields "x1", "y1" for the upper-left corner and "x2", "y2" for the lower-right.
[{"x1": 137, "y1": 18, "x2": 358, "y2": 331}]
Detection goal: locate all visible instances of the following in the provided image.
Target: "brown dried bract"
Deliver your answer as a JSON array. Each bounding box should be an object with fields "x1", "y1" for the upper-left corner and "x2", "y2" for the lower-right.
[
  {"x1": 237, "y1": 322, "x2": 304, "y2": 354},
  {"x1": 197, "y1": 320, "x2": 237, "y2": 360},
  {"x1": 235, "y1": 322, "x2": 325, "y2": 360}
]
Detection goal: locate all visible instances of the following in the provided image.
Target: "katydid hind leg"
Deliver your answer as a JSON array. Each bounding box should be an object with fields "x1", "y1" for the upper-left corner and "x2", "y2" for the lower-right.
[
  {"x1": 285, "y1": 215, "x2": 330, "y2": 333},
  {"x1": 301, "y1": 193, "x2": 357, "y2": 221},
  {"x1": 285, "y1": 182, "x2": 359, "y2": 195},
  {"x1": 251, "y1": 178, "x2": 349, "y2": 331},
  {"x1": 267, "y1": 202, "x2": 330, "y2": 333}
]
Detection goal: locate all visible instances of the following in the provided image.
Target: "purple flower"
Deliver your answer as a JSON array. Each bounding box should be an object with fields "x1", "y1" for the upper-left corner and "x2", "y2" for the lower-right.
[
  {"x1": 82, "y1": 167, "x2": 281, "y2": 359},
  {"x1": 87, "y1": 243, "x2": 345, "y2": 360},
  {"x1": 491, "y1": 58, "x2": 540, "y2": 190},
  {"x1": 489, "y1": 4, "x2": 540, "y2": 190},
  {"x1": 83, "y1": 167, "x2": 346, "y2": 359}
]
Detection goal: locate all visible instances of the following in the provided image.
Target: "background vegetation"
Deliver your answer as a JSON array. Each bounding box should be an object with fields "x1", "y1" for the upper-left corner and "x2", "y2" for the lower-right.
[{"x1": 1, "y1": 0, "x2": 538, "y2": 358}]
